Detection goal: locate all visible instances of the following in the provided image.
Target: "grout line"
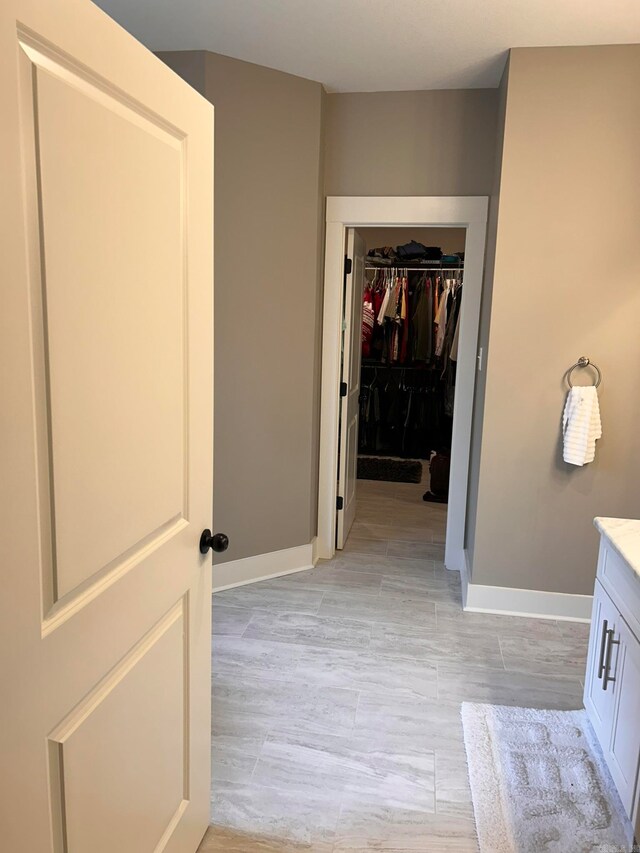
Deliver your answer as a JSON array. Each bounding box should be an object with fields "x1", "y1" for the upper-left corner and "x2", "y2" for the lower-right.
[
  {"x1": 239, "y1": 607, "x2": 260, "y2": 638},
  {"x1": 353, "y1": 689, "x2": 363, "y2": 727},
  {"x1": 497, "y1": 635, "x2": 507, "y2": 670},
  {"x1": 252, "y1": 724, "x2": 272, "y2": 774},
  {"x1": 334, "y1": 792, "x2": 348, "y2": 847},
  {"x1": 433, "y1": 747, "x2": 438, "y2": 810},
  {"x1": 247, "y1": 753, "x2": 260, "y2": 782}
]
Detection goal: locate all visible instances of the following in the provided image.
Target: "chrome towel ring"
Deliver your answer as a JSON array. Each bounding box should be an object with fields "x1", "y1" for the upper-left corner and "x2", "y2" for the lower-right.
[{"x1": 567, "y1": 356, "x2": 602, "y2": 388}]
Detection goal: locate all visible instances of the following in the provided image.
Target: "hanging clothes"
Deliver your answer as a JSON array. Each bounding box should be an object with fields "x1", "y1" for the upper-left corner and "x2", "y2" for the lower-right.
[
  {"x1": 399, "y1": 273, "x2": 409, "y2": 363},
  {"x1": 450, "y1": 310, "x2": 461, "y2": 362},
  {"x1": 441, "y1": 282, "x2": 462, "y2": 372},
  {"x1": 359, "y1": 262, "x2": 464, "y2": 456},
  {"x1": 434, "y1": 277, "x2": 451, "y2": 357},
  {"x1": 377, "y1": 285, "x2": 390, "y2": 325},
  {"x1": 411, "y1": 274, "x2": 433, "y2": 362},
  {"x1": 361, "y1": 287, "x2": 375, "y2": 357},
  {"x1": 363, "y1": 266, "x2": 462, "y2": 364}
]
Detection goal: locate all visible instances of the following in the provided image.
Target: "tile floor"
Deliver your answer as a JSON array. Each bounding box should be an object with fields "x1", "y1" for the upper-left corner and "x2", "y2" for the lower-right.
[{"x1": 200, "y1": 472, "x2": 590, "y2": 852}]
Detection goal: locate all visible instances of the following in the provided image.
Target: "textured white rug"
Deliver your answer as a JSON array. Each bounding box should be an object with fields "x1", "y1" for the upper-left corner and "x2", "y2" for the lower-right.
[{"x1": 461, "y1": 703, "x2": 634, "y2": 853}]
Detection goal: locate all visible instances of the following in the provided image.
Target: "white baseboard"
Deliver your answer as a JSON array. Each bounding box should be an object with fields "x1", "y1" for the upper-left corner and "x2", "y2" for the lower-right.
[
  {"x1": 311, "y1": 536, "x2": 320, "y2": 567},
  {"x1": 213, "y1": 542, "x2": 313, "y2": 593},
  {"x1": 461, "y1": 550, "x2": 592, "y2": 623}
]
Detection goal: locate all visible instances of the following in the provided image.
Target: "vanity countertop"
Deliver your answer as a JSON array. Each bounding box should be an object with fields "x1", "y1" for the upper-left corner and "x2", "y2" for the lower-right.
[{"x1": 594, "y1": 517, "x2": 640, "y2": 580}]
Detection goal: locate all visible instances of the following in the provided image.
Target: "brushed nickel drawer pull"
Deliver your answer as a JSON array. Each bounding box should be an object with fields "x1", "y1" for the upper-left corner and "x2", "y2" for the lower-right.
[
  {"x1": 602, "y1": 628, "x2": 620, "y2": 691},
  {"x1": 597, "y1": 619, "x2": 609, "y2": 679}
]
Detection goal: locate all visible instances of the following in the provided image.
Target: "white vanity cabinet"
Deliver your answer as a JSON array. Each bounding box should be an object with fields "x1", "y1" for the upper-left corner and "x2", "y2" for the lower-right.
[{"x1": 585, "y1": 520, "x2": 640, "y2": 840}]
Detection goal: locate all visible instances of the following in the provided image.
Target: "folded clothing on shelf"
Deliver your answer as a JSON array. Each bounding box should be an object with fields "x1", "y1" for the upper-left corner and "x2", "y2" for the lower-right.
[
  {"x1": 396, "y1": 242, "x2": 442, "y2": 261},
  {"x1": 367, "y1": 246, "x2": 397, "y2": 261}
]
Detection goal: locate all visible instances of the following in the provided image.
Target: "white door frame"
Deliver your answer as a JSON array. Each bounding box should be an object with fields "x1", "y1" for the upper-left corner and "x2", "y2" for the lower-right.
[{"x1": 317, "y1": 196, "x2": 488, "y2": 569}]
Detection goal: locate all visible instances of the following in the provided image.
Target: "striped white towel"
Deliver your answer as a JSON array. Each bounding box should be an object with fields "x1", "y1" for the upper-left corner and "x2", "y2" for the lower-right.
[{"x1": 562, "y1": 385, "x2": 602, "y2": 466}]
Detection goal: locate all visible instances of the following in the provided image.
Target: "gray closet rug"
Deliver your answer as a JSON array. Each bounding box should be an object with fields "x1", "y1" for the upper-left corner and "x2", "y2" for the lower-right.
[
  {"x1": 461, "y1": 703, "x2": 634, "y2": 853},
  {"x1": 356, "y1": 456, "x2": 422, "y2": 483}
]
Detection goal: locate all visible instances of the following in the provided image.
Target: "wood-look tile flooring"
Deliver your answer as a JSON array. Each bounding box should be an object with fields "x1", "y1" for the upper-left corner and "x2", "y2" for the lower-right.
[{"x1": 201, "y1": 474, "x2": 590, "y2": 852}]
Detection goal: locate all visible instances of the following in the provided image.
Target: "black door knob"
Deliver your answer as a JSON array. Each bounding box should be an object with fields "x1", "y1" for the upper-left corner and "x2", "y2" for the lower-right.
[{"x1": 199, "y1": 530, "x2": 229, "y2": 555}]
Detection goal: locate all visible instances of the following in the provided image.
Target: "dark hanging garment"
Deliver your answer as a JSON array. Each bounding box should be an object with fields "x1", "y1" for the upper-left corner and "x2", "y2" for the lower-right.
[
  {"x1": 401, "y1": 387, "x2": 415, "y2": 457},
  {"x1": 411, "y1": 275, "x2": 433, "y2": 362}
]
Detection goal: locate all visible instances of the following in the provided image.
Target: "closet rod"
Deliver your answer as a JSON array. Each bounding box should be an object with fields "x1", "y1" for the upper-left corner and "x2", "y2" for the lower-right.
[
  {"x1": 362, "y1": 362, "x2": 436, "y2": 370},
  {"x1": 365, "y1": 268, "x2": 463, "y2": 273},
  {"x1": 365, "y1": 264, "x2": 463, "y2": 269}
]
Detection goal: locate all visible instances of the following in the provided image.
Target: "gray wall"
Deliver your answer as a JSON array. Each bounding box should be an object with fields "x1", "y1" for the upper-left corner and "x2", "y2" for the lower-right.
[
  {"x1": 360, "y1": 227, "x2": 466, "y2": 255},
  {"x1": 156, "y1": 49, "x2": 206, "y2": 95},
  {"x1": 324, "y1": 89, "x2": 499, "y2": 196},
  {"x1": 469, "y1": 45, "x2": 640, "y2": 595},
  {"x1": 159, "y1": 50, "x2": 325, "y2": 565}
]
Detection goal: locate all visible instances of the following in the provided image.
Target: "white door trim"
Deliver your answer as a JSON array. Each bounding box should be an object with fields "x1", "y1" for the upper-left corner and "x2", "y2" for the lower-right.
[{"x1": 317, "y1": 196, "x2": 488, "y2": 569}]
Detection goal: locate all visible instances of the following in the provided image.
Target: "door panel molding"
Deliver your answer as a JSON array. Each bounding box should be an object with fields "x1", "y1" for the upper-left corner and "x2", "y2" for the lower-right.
[
  {"x1": 41, "y1": 516, "x2": 189, "y2": 638},
  {"x1": 18, "y1": 26, "x2": 186, "y2": 144},
  {"x1": 47, "y1": 598, "x2": 190, "y2": 852}
]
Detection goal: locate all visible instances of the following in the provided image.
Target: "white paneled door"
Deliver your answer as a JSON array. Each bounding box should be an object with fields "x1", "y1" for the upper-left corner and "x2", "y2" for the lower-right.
[
  {"x1": 336, "y1": 229, "x2": 365, "y2": 549},
  {"x1": 0, "y1": 2, "x2": 214, "y2": 851}
]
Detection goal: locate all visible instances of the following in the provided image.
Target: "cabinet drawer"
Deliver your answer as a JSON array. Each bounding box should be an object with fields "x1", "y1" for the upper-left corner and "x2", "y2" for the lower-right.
[{"x1": 597, "y1": 543, "x2": 640, "y2": 641}]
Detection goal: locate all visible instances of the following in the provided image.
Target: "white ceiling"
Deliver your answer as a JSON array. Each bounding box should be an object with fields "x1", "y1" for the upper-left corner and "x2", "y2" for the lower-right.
[{"x1": 94, "y1": 0, "x2": 640, "y2": 92}]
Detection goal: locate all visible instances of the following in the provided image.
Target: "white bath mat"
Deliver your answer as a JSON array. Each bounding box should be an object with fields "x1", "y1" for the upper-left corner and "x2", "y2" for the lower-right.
[{"x1": 461, "y1": 703, "x2": 634, "y2": 853}]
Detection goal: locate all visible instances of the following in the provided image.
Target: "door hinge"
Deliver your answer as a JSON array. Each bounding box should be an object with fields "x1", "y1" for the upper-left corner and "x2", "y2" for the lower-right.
[
  {"x1": 336, "y1": 496, "x2": 344, "y2": 511},
  {"x1": 344, "y1": 256, "x2": 352, "y2": 276},
  {"x1": 340, "y1": 381, "x2": 348, "y2": 397}
]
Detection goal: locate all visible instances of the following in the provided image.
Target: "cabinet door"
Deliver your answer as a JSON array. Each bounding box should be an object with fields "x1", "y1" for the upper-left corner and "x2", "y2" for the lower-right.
[
  {"x1": 608, "y1": 618, "x2": 640, "y2": 818},
  {"x1": 584, "y1": 580, "x2": 620, "y2": 751}
]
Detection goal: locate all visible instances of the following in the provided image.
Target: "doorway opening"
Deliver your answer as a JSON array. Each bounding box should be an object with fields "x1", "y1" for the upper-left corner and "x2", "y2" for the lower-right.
[
  {"x1": 317, "y1": 197, "x2": 488, "y2": 578},
  {"x1": 339, "y1": 226, "x2": 466, "y2": 565}
]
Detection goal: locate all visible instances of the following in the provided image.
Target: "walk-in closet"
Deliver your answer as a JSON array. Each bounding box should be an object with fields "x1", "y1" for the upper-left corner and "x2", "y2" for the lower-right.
[{"x1": 338, "y1": 227, "x2": 466, "y2": 557}]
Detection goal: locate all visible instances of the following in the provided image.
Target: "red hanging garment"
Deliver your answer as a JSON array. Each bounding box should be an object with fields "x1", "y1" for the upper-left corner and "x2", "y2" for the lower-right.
[{"x1": 362, "y1": 286, "x2": 375, "y2": 357}]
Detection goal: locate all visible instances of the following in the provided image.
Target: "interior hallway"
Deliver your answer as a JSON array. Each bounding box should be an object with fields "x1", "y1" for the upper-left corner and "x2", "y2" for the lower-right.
[{"x1": 203, "y1": 477, "x2": 590, "y2": 851}]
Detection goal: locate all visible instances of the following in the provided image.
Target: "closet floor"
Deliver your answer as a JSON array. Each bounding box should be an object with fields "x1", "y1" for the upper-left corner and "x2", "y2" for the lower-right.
[{"x1": 202, "y1": 476, "x2": 590, "y2": 852}]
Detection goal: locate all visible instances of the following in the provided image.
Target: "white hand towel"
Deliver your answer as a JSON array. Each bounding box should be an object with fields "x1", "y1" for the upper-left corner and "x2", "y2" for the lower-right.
[{"x1": 562, "y1": 385, "x2": 602, "y2": 466}]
